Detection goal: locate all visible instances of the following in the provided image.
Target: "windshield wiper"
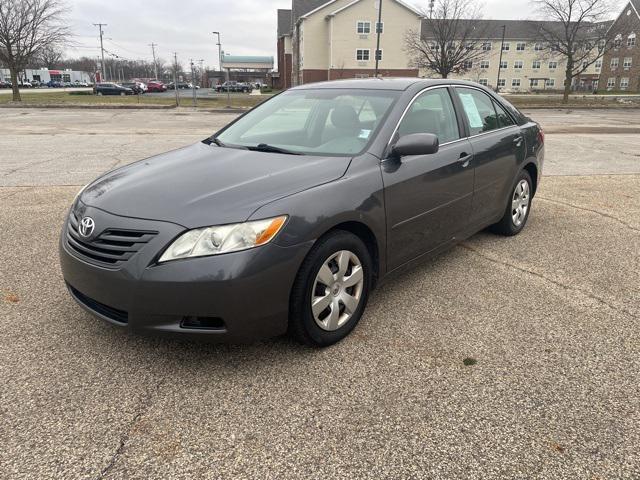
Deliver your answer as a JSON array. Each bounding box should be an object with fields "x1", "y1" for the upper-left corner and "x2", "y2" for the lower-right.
[
  {"x1": 247, "y1": 143, "x2": 302, "y2": 155},
  {"x1": 211, "y1": 137, "x2": 225, "y2": 147}
]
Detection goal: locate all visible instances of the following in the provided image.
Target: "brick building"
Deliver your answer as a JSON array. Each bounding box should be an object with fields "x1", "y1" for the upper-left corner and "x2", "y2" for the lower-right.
[{"x1": 601, "y1": 0, "x2": 640, "y2": 91}]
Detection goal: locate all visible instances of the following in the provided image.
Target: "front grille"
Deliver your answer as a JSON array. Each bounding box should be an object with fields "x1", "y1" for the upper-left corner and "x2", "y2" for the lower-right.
[
  {"x1": 68, "y1": 285, "x2": 129, "y2": 324},
  {"x1": 66, "y1": 212, "x2": 157, "y2": 268}
]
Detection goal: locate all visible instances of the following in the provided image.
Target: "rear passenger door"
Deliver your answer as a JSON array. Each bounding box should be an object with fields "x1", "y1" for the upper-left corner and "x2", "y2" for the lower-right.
[
  {"x1": 453, "y1": 87, "x2": 525, "y2": 227},
  {"x1": 382, "y1": 87, "x2": 475, "y2": 270}
]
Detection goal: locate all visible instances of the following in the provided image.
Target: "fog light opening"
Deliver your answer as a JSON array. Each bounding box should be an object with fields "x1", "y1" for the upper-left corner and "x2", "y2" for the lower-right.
[{"x1": 180, "y1": 316, "x2": 225, "y2": 330}]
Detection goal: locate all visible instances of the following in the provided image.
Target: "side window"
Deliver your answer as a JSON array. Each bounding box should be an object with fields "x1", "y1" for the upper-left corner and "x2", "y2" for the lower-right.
[
  {"x1": 493, "y1": 100, "x2": 515, "y2": 128},
  {"x1": 397, "y1": 88, "x2": 460, "y2": 144},
  {"x1": 455, "y1": 87, "x2": 499, "y2": 136}
]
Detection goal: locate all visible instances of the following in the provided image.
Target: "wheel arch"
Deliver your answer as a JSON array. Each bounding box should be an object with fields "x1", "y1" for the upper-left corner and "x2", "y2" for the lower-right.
[
  {"x1": 523, "y1": 161, "x2": 538, "y2": 197},
  {"x1": 317, "y1": 221, "x2": 381, "y2": 289}
]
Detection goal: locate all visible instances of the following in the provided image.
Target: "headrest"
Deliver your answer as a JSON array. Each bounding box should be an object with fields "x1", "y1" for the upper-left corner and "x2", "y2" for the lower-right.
[{"x1": 330, "y1": 105, "x2": 360, "y2": 132}]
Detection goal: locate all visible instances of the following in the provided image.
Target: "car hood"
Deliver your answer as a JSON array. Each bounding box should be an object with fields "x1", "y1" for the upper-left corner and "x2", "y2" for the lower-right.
[{"x1": 79, "y1": 142, "x2": 351, "y2": 228}]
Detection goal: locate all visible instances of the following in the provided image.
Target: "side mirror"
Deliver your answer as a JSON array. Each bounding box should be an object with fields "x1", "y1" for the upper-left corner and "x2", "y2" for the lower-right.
[{"x1": 391, "y1": 133, "x2": 439, "y2": 158}]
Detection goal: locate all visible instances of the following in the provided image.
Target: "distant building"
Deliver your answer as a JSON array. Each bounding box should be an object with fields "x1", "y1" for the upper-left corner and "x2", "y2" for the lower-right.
[
  {"x1": 0, "y1": 68, "x2": 92, "y2": 84},
  {"x1": 214, "y1": 55, "x2": 274, "y2": 85},
  {"x1": 275, "y1": 0, "x2": 640, "y2": 92},
  {"x1": 601, "y1": 1, "x2": 640, "y2": 92}
]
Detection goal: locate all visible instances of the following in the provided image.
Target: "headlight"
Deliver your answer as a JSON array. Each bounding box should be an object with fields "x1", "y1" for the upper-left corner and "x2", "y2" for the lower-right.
[{"x1": 158, "y1": 215, "x2": 288, "y2": 263}]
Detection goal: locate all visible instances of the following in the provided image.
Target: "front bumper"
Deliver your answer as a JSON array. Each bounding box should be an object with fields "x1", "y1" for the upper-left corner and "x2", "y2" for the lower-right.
[{"x1": 60, "y1": 205, "x2": 312, "y2": 342}]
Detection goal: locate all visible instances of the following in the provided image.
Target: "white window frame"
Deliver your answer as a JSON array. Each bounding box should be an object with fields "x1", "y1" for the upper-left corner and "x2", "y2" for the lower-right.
[
  {"x1": 502, "y1": 42, "x2": 510, "y2": 51},
  {"x1": 356, "y1": 49, "x2": 370, "y2": 61},
  {"x1": 516, "y1": 42, "x2": 526, "y2": 51},
  {"x1": 606, "y1": 77, "x2": 616, "y2": 88},
  {"x1": 611, "y1": 57, "x2": 619, "y2": 68},
  {"x1": 548, "y1": 61, "x2": 558, "y2": 69},
  {"x1": 500, "y1": 60, "x2": 508, "y2": 69},
  {"x1": 530, "y1": 79, "x2": 539, "y2": 87},
  {"x1": 545, "y1": 79, "x2": 555, "y2": 87},
  {"x1": 534, "y1": 43, "x2": 544, "y2": 51},
  {"x1": 532, "y1": 60, "x2": 541, "y2": 69},
  {"x1": 628, "y1": 33, "x2": 636, "y2": 47},
  {"x1": 375, "y1": 22, "x2": 383, "y2": 34},
  {"x1": 356, "y1": 21, "x2": 371, "y2": 35},
  {"x1": 462, "y1": 60, "x2": 473, "y2": 69},
  {"x1": 375, "y1": 49, "x2": 383, "y2": 61},
  {"x1": 623, "y1": 57, "x2": 632, "y2": 68},
  {"x1": 595, "y1": 59, "x2": 602, "y2": 69},
  {"x1": 620, "y1": 77, "x2": 629, "y2": 89},
  {"x1": 514, "y1": 60, "x2": 524, "y2": 69},
  {"x1": 478, "y1": 78, "x2": 488, "y2": 86},
  {"x1": 497, "y1": 78, "x2": 506, "y2": 87},
  {"x1": 482, "y1": 42, "x2": 492, "y2": 51},
  {"x1": 512, "y1": 78, "x2": 521, "y2": 87},
  {"x1": 480, "y1": 60, "x2": 490, "y2": 69}
]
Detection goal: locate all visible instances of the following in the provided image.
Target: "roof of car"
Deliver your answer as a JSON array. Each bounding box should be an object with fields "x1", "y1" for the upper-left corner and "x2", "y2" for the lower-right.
[{"x1": 291, "y1": 77, "x2": 485, "y2": 91}]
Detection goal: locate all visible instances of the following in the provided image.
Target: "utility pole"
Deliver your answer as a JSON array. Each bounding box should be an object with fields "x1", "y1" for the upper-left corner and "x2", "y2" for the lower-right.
[
  {"x1": 190, "y1": 59, "x2": 197, "y2": 107},
  {"x1": 496, "y1": 24, "x2": 506, "y2": 92},
  {"x1": 173, "y1": 52, "x2": 179, "y2": 107},
  {"x1": 374, "y1": 0, "x2": 383, "y2": 77},
  {"x1": 93, "y1": 23, "x2": 107, "y2": 82},
  {"x1": 149, "y1": 43, "x2": 159, "y2": 80}
]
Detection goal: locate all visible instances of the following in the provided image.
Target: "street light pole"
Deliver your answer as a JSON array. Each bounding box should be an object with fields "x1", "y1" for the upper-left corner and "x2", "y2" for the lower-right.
[
  {"x1": 212, "y1": 31, "x2": 230, "y2": 107},
  {"x1": 374, "y1": 0, "x2": 383, "y2": 77},
  {"x1": 496, "y1": 24, "x2": 506, "y2": 92}
]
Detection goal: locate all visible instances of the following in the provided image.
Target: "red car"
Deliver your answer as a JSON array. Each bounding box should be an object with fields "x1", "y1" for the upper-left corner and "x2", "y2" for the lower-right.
[{"x1": 146, "y1": 81, "x2": 166, "y2": 92}]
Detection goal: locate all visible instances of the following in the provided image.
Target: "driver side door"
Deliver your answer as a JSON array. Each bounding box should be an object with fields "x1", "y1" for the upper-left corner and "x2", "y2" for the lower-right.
[{"x1": 381, "y1": 87, "x2": 475, "y2": 271}]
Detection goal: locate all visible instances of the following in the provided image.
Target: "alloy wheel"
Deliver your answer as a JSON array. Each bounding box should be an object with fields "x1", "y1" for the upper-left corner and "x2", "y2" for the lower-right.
[
  {"x1": 311, "y1": 250, "x2": 364, "y2": 331},
  {"x1": 511, "y1": 179, "x2": 530, "y2": 227}
]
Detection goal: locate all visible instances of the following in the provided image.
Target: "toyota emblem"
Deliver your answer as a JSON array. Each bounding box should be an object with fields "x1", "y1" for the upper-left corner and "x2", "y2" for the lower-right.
[{"x1": 79, "y1": 217, "x2": 95, "y2": 237}]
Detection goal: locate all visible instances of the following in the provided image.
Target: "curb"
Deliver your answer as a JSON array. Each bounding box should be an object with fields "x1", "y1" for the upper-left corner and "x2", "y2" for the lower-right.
[{"x1": 0, "y1": 103, "x2": 178, "y2": 110}]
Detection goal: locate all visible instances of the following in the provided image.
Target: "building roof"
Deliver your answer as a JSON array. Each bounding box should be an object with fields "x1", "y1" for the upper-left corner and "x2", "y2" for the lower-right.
[
  {"x1": 631, "y1": 0, "x2": 640, "y2": 15},
  {"x1": 420, "y1": 18, "x2": 613, "y2": 40},
  {"x1": 277, "y1": 9, "x2": 292, "y2": 37},
  {"x1": 221, "y1": 55, "x2": 274, "y2": 65},
  {"x1": 291, "y1": 0, "x2": 329, "y2": 27}
]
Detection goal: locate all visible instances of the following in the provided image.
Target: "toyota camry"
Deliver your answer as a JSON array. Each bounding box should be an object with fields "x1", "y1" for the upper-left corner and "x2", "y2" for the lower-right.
[{"x1": 60, "y1": 78, "x2": 544, "y2": 347}]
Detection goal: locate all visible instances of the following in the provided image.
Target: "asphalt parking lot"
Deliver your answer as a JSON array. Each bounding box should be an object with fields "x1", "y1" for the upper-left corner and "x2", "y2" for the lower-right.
[{"x1": 1, "y1": 108, "x2": 639, "y2": 479}]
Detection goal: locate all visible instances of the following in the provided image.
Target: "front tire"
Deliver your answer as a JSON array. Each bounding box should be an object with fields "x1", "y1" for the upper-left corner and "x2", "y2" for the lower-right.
[
  {"x1": 490, "y1": 170, "x2": 533, "y2": 236},
  {"x1": 289, "y1": 231, "x2": 372, "y2": 347}
]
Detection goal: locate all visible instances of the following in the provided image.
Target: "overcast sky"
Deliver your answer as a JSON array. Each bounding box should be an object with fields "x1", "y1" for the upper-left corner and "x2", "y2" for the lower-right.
[{"x1": 65, "y1": 0, "x2": 627, "y2": 69}]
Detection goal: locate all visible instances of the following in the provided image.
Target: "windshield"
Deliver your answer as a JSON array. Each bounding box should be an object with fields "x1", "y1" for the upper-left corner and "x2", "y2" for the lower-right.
[{"x1": 215, "y1": 88, "x2": 400, "y2": 156}]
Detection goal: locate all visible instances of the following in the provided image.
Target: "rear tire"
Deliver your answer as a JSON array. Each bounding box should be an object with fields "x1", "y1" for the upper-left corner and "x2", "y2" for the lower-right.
[
  {"x1": 289, "y1": 231, "x2": 372, "y2": 347},
  {"x1": 490, "y1": 170, "x2": 533, "y2": 236}
]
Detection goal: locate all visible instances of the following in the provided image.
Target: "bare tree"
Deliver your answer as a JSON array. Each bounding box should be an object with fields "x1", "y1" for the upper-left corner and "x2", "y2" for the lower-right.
[
  {"x1": 0, "y1": 0, "x2": 69, "y2": 101},
  {"x1": 36, "y1": 44, "x2": 63, "y2": 68},
  {"x1": 532, "y1": 0, "x2": 624, "y2": 103},
  {"x1": 404, "y1": 0, "x2": 488, "y2": 79}
]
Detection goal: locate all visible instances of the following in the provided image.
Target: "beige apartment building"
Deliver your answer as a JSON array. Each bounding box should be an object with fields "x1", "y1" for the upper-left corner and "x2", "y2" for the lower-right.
[{"x1": 275, "y1": 0, "x2": 640, "y2": 92}]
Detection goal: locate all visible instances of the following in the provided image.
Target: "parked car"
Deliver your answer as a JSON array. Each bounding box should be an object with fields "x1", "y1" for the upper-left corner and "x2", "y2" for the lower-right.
[
  {"x1": 18, "y1": 81, "x2": 32, "y2": 88},
  {"x1": 121, "y1": 82, "x2": 145, "y2": 94},
  {"x1": 93, "y1": 82, "x2": 134, "y2": 96},
  {"x1": 60, "y1": 78, "x2": 543, "y2": 346},
  {"x1": 47, "y1": 80, "x2": 62, "y2": 88},
  {"x1": 30, "y1": 80, "x2": 42, "y2": 87},
  {"x1": 74, "y1": 81, "x2": 90, "y2": 87},
  {"x1": 146, "y1": 81, "x2": 166, "y2": 92},
  {"x1": 0, "y1": 80, "x2": 13, "y2": 89},
  {"x1": 215, "y1": 81, "x2": 251, "y2": 93}
]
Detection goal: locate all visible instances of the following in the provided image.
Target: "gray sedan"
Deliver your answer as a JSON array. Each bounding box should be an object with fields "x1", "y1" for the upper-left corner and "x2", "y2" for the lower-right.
[{"x1": 60, "y1": 78, "x2": 544, "y2": 346}]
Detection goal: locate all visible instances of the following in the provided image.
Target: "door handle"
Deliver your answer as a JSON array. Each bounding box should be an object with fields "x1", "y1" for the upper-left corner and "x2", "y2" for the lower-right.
[
  {"x1": 458, "y1": 153, "x2": 473, "y2": 167},
  {"x1": 513, "y1": 136, "x2": 523, "y2": 147}
]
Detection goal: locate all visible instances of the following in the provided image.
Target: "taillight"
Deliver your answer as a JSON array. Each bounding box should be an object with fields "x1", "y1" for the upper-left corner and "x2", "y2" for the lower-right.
[{"x1": 537, "y1": 127, "x2": 545, "y2": 144}]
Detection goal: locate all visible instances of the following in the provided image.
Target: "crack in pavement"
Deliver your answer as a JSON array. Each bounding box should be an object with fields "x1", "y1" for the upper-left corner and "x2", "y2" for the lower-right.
[
  {"x1": 537, "y1": 196, "x2": 640, "y2": 232},
  {"x1": 96, "y1": 378, "x2": 166, "y2": 479},
  {"x1": 459, "y1": 243, "x2": 638, "y2": 320}
]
